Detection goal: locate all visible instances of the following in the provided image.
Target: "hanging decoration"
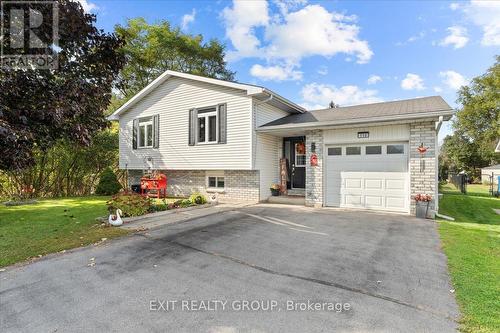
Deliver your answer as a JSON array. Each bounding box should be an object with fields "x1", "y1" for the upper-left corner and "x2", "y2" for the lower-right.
[
  {"x1": 296, "y1": 142, "x2": 306, "y2": 154},
  {"x1": 417, "y1": 142, "x2": 429, "y2": 173}
]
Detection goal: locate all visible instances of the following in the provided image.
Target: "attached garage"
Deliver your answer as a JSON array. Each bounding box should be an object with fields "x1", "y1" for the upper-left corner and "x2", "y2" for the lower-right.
[{"x1": 325, "y1": 142, "x2": 410, "y2": 213}]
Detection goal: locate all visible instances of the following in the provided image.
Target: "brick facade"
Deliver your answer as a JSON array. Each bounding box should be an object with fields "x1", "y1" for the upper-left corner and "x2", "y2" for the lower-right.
[
  {"x1": 128, "y1": 169, "x2": 260, "y2": 203},
  {"x1": 305, "y1": 130, "x2": 324, "y2": 207},
  {"x1": 409, "y1": 121, "x2": 437, "y2": 217}
]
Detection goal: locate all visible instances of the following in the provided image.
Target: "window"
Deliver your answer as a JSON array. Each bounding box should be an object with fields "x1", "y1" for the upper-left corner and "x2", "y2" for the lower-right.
[
  {"x1": 346, "y1": 146, "x2": 361, "y2": 155},
  {"x1": 197, "y1": 107, "x2": 218, "y2": 143},
  {"x1": 387, "y1": 144, "x2": 404, "y2": 154},
  {"x1": 366, "y1": 145, "x2": 382, "y2": 155},
  {"x1": 207, "y1": 175, "x2": 224, "y2": 189},
  {"x1": 138, "y1": 117, "x2": 153, "y2": 148},
  {"x1": 328, "y1": 147, "x2": 342, "y2": 156}
]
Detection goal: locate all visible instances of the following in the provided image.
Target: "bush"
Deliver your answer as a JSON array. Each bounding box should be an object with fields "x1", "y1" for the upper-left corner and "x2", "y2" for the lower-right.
[
  {"x1": 180, "y1": 199, "x2": 193, "y2": 207},
  {"x1": 107, "y1": 192, "x2": 150, "y2": 217},
  {"x1": 95, "y1": 167, "x2": 122, "y2": 195},
  {"x1": 189, "y1": 193, "x2": 207, "y2": 205}
]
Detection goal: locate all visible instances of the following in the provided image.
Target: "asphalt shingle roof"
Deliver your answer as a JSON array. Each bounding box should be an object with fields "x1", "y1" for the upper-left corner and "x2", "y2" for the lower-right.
[{"x1": 261, "y1": 96, "x2": 453, "y2": 127}]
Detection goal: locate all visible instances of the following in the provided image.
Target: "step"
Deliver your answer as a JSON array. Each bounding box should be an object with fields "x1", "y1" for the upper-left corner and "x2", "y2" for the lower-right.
[{"x1": 267, "y1": 195, "x2": 305, "y2": 206}]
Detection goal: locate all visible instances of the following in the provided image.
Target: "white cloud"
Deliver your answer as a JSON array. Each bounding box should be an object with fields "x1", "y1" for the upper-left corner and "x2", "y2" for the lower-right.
[
  {"x1": 439, "y1": 70, "x2": 467, "y2": 90},
  {"x1": 461, "y1": 0, "x2": 500, "y2": 46},
  {"x1": 367, "y1": 75, "x2": 382, "y2": 85},
  {"x1": 317, "y1": 66, "x2": 328, "y2": 75},
  {"x1": 450, "y1": 3, "x2": 460, "y2": 10},
  {"x1": 401, "y1": 73, "x2": 425, "y2": 90},
  {"x1": 77, "y1": 0, "x2": 97, "y2": 12},
  {"x1": 222, "y1": 0, "x2": 270, "y2": 59},
  {"x1": 433, "y1": 86, "x2": 443, "y2": 93},
  {"x1": 301, "y1": 83, "x2": 382, "y2": 109},
  {"x1": 181, "y1": 9, "x2": 196, "y2": 30},
  {"x1": 440, "y1": 26, "x2": 469, "y2": 49},
  {"x1": 250, "y1": 63, "x2": 302, "y2": 81},
  {"x1": 222, "y1": 1, "x2": 373, "y2": 81}
]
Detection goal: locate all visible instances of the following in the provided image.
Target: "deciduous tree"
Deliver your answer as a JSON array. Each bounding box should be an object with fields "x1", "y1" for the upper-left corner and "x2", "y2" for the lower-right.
[{"x1": 0, "y1": 0, "x2": 125, "y2": 171}]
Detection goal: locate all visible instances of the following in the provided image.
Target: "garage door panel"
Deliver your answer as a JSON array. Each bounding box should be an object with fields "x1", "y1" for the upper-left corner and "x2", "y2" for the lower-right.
[
  {"x1": 365, "y1": 196, "x2": 383, "y2": 207},
  {"x1": 365, "y1": 179, "x2": 383, "y2": 189},
  {"x1": 345, "y1": 178, "x2": 362, "y2": 189},
  {"x1": 325, "y1": 142, "x2": 409, "y2": 213}
]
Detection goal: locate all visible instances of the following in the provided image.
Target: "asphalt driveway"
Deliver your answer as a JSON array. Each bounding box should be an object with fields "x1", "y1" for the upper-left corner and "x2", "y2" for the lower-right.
[{"x1": 0, "y1": 204, "x2": 458, "y2": 332}]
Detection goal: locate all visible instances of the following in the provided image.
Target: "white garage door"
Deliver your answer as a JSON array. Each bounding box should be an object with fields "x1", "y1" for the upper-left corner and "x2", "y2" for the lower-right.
[{"x1": 325, "y1": 143, "x2": 409, "y2": 213}]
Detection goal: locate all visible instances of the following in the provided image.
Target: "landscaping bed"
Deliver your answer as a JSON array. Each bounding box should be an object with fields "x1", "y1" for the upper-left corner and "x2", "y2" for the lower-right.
[{"x1": 437, "y1": 183, "x2": 500, "y2": 333}]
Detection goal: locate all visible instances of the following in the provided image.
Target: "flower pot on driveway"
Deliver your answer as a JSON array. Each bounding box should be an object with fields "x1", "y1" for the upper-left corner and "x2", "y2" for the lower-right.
[
  {"x1": 416, "y1": 201, "x2": 429, "y2": 218},
  {"x1": 270, "y1": 188, "x2": 280, "y2": 196}
]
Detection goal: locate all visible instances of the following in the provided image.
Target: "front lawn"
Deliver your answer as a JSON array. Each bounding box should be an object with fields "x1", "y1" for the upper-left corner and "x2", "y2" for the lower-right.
[
  {"x1": 0, "y1": 196, "x2": 129, "y2": 267},
  {"x1": 438, "y1": 184, "x2": 500, "y2": 333}
]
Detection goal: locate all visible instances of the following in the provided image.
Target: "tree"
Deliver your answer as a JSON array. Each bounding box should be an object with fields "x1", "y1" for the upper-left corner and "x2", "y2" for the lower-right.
[
  {"x1": 0, "y1": 0, "x2": 125, "y2": 171},
  {"x1": 114, "y1": 18, "x2": 235, "y2": 97},
  {"x1": 439, "y1": 133, "x2": 491, "y2": 181},
  {"x1": 329, "y1": 101, "x2": 339, "y2": 108},
  {"x1": 95, "y1": 167, "x2": 122, "y2": 195},
  {"x1": 455, "y1": 56, "x2": 500, "y2": 156}
]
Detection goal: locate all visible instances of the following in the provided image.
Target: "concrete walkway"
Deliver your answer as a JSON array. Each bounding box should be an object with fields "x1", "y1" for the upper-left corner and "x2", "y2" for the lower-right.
[{"x1": 120, "y1": 202, "x2": 251, "y2": 230}]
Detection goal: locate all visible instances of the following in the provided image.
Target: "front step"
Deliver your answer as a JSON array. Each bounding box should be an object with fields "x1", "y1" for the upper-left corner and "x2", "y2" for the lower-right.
[{"x1": 267, "y1": 195, "x2": 305, "y2": 206}]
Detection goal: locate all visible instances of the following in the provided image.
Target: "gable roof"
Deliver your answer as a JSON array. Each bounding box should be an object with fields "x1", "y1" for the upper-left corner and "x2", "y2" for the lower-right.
[
  {"x1": 108, "y1": 70, "x2": 305, "y2": 120},
  {"x1": 483, "y1": 164, "x2": 500, "y2": 170},
  {"x1": 259, "y1": 96, "x2": 454, "y2": 130}
]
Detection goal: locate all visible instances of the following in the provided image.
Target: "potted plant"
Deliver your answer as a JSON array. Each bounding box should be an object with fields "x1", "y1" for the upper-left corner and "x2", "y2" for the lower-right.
[
  {"x1": 414, "y1": 194, "x2": 432, "y2": 218},
  {"x1": 270, "y1": 183, "x2": 281, "y2": 196}
]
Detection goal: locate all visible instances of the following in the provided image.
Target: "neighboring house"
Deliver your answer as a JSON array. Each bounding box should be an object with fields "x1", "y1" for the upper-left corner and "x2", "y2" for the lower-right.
[
  {"x1": 109, "y1": 70, "x2": 454, "y2": 216},
  {"x1": 481, "y1": 164, "x2": 500, "y2": 184}
]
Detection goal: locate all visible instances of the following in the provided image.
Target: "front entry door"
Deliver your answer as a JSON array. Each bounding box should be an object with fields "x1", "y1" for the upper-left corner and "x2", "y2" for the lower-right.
[{"x1": 284, "y1": 137, "x2": 306, "y2": 189}]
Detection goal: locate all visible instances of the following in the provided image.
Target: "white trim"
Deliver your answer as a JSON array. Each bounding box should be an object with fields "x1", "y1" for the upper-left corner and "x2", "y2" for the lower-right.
[
  {"x1": 137, "y1": 117, "x2": 154, "y2": 148},
  {"x1": 196, "y1": 108, "x2": 218, "y2": 144},
  {"x1": 257, "y1": 110, "x2": 455, "y2": 132},
  {"x1": 108, "y1": 70, "x2": 304, "y2": 120}
]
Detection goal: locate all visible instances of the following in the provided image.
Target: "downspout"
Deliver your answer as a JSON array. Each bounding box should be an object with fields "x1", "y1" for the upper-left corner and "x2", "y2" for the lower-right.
[{"x1": 435, "y1": 115, "x2": 443, "y2": 213}]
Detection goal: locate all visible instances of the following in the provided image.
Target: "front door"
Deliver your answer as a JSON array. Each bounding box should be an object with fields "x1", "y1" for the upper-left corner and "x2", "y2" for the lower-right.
[{"x1": 284, "y1": 137, "x2": 306, "y2": 189}]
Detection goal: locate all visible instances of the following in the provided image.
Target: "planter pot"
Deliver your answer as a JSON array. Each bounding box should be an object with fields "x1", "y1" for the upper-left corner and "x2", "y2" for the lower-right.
[
  {"x1": 415, "y1": 201, "x2": 429, "y2": 219},
  {"x1": 270, "y1": 188, "x2": 280, "y2": 196}
]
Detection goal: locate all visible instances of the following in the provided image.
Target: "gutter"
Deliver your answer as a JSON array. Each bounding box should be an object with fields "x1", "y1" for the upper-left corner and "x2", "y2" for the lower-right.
[
  {"x1": 257, "y1": 109, "x2": 455, "y2": 132},
  {"x1": 256, "y1": 89, "x2": 306, "y2": 113},
  {"x1": 435, "y1": 115, "x2": 444, "y2": 132}
]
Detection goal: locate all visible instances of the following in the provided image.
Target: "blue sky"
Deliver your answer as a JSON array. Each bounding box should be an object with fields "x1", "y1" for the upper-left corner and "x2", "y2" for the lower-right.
[{"x1": 81, "y1": 0, "x2": 499, "y2": 140}]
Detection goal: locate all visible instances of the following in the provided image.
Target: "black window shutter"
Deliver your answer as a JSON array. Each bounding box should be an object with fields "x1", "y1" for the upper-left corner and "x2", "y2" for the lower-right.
[
  {"x1": 188, "y1": 109, "x2": 197, "y2": 146},
  {"x1": 218, "y1": 103, "x2": 227, "y2": 144},
  {"x1": 153, "y1": 114, "x2": 160, "y2": 148},
  {"x1": 132, "y1": 119, "x2": 138, "y2": 149}
]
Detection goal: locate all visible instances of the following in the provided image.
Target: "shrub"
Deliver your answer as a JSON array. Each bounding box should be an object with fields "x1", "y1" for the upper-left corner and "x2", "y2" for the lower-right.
[
  {"x1": 189, "y1": 193, "x2": 207, "y2": 205},
  {"x1": 107, "y1": 192, "x2": 150, "y2": 217},
  {"x1": 180, "y1": 199, "x2": 193, "y2": 207},
  {"x1": 95, "y1": 167, "x2": 122, "y2": 195}
]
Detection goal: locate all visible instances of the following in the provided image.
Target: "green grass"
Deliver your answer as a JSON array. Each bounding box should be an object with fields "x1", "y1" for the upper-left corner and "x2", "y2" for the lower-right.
[
  {"x1": 438, "y1": 183, "x2": 500, "y2": 332},
  {"x1": 440, "y1": 182, "x2": 493, "y2": 197},
  {"x1": 0, "y1": 196, "x2": 129, "y2": 267}
]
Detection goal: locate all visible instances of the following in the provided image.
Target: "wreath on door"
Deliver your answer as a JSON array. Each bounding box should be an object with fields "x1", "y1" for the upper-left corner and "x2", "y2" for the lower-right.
[{"x1": 296, "y1": 142, "x2": 306, "y2": 154}]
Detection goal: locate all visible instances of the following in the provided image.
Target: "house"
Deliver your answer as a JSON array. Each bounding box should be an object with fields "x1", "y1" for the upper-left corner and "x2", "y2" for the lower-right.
[
  {"x1": 481, "y1": 164, "x2": 500, "y2": 184},
  {"x1": 108, "y1": 70, "x2": 454, "y2": 216}
]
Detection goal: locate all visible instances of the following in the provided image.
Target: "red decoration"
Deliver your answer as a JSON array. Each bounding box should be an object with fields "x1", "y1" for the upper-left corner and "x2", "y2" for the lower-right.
[
  {"x1": 140, "y1": 173, "x2": 167, "y2": 198},
  {"x1": 310, "y1": 153, "x2": 318, "y2": 167},
  {"x1": 414, "y1": 194, "x2": 432, "y2": 202},
  {"x1": 417, "y1": 143, "x2": 429, "y2": 155}
]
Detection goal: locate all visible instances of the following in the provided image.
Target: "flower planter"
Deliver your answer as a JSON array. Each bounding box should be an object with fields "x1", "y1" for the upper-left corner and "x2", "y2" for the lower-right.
[
  {"x1": 270, "y1": 188, "x2": 280, "y2": 196},
  {"x1": 415, "y1": 201, "x2": 429, "y2": 219}
]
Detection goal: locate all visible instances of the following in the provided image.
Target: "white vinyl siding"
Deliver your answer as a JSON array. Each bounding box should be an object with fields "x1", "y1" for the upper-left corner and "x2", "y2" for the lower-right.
[
  {"x1": 119, "y1": 77, "x2": 253, "y2": 170},
  {"x1": 253, "y1": 101, "x2": 290, "y2": 200},
  {"x1": 323, "y1": 124, "x2": 410, "y2": 145}
]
